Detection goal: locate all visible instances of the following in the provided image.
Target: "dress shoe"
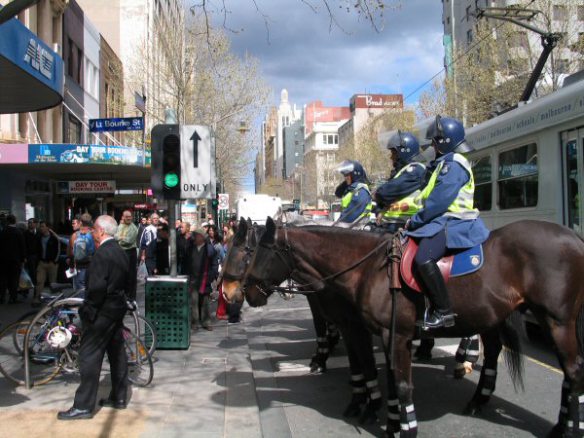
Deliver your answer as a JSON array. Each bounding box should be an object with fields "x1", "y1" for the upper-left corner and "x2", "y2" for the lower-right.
[
  {"x1": 57, "y1": 407, "x2": 93, "y2": 420},
  {"x1": 99, "y1": 398, "x2": 127, "y2": 409}
]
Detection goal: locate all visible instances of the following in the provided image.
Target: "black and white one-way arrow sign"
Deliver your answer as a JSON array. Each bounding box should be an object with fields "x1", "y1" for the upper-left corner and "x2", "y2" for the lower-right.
[{"x1": 191, "y1": 130, "x2": 201, "y2": 168}]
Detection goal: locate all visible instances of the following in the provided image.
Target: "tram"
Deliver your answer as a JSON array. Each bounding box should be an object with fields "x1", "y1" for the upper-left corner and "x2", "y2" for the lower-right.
[{"x1": 464, "y1": 75, "x2": 584, "y2": 236}]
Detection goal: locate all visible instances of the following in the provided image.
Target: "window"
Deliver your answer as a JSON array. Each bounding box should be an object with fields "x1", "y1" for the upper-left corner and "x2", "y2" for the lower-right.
[
  {"x1": 553, "y1": 5, "x2": 567, "y2": 21},
  {"x1": 498, "y1": 143, "x2": 538, "y2": 209},
  {"x1": 472, "y1": 156, "x2": 492, "y2": 211},
  {"x1": 467, "y1": 29, "x2": 473, "y2": 45},
  {"x1": 578, "y1": 6, "x2": 584, "y2": 21},
  {"x1": 466, "y1": 5, "x2": 472, "y2": 21},
  {"x1": 447, "y1": 16, "x2": 450, "y2": 25},
  {"x1": 68, "y1": 114, "x2": 82, "y2": 144}
]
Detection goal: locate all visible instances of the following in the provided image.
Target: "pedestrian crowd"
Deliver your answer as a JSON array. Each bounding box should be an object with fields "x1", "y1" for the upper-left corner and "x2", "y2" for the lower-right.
[{"x1": 0, "y1": 210, "x2": 241, "y2": 327}]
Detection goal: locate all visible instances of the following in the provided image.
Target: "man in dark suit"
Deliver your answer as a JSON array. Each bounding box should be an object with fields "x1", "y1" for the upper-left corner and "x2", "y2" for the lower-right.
[
  {"x1": 0, "y1": 214, "x2": 26, "y2": 304},
  {"x1": 58, "y1": 215, "x2": 130, "y2": 420}
]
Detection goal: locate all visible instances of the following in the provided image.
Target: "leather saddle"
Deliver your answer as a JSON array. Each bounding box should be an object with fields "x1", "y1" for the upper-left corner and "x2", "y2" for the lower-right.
[{"x1": 400, "y1": 238, "x2": 484, "y2": 293}]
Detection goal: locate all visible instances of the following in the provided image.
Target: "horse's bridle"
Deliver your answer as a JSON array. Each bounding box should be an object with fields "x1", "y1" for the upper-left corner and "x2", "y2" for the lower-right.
[{"x1": 246, "y1": 225, "x2": 393, "y2": 296}]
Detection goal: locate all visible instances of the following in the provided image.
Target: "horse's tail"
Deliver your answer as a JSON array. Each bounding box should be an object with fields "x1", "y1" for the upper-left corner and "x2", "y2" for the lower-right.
[{"x1": 499, "y1": 311, "x2": 525, "y2": 391}]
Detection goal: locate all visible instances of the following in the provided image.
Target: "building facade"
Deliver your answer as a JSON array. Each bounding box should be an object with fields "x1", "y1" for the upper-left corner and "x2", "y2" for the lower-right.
[
  {"x1": 303, "y1": 121, "x2": 347, "y2": 208},
  {"x1": 274, "y1": 89, "x2": 302, "y2": 179},
  {"x1": 76, "y1": 0, "x2": 183, "y2": 132},
  {"x1": 338, "y1": 93, "x2": 404, "y2": 149},
  {"x1": 283, "y1": 115, "x2": 305, "y2": 179}
]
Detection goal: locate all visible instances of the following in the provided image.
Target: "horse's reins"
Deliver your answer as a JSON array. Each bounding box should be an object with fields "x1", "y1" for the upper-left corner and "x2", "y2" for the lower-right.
[{"x1": 265, "y1": 226, "x2": 393, "y2": 294}]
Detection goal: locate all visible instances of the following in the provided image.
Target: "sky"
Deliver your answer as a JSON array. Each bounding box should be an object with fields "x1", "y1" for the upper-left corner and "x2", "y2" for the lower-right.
[
  {"x1": 208, "y1": 0, "x2": 445, "y2": 108},
  {"x1": 202, "y1": 0, "x2": 445, "y2": 191}
]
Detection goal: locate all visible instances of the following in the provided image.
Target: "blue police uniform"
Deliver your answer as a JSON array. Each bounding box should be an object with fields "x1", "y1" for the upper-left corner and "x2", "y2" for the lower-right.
[
  {"x1": 407, "y1": 152, "x2": 490, "y2": 250},
  {"x1": 375, "y1": 163, "x2": 426, "y2": 209},
  {"x1": 335, "y1": 181, "x2": 373, "y2": 223}
]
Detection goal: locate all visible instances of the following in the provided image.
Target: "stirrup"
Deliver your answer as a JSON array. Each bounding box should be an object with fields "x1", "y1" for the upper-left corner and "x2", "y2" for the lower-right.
[{"x1": 417, "y1": 309, "x2": 456, "y2": 330}]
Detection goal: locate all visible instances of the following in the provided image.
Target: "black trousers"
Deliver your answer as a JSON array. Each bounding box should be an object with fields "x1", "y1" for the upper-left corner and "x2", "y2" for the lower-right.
[
  {"x1": 73, "y1": 314, "x2": 128, "y2": 410},
  {"x1": 0, "y1": 260, "x2": 21, "y2": 301},
  {"x1": 414, "y1": 229, "x2": 447, "y2": 266},
  {"x1": 125, "y1": 249, "x2": 137, "y2": 301}
]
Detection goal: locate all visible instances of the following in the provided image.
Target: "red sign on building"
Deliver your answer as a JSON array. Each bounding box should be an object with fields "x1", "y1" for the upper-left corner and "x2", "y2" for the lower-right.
[
  {"x1": 350, "y1": 94, "x2": 403, "y2": 111},
  {"x1": 305, "y1": 101, "x2": 351, "y2": 136}
]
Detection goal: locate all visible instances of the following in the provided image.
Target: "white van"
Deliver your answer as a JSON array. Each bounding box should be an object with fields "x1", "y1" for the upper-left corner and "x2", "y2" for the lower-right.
[{"x1": 236, "y1": 194, "x2": 282, "y2": 225}]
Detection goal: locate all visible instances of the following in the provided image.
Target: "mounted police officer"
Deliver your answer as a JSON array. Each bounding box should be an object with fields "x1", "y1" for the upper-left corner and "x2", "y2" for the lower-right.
[
  {"x1": 334, "y1": 160, "x2": 373, "y2": 224},
  {"x1": 374, "y1": 131, "x2": 426, "y2": 233},
  {"x1": 406, "y1": 115, "x2": 489, "y2": 330}
]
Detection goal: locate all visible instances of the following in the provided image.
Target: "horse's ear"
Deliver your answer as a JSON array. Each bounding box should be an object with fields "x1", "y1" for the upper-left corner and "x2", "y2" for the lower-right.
[
  {"x1": 233, "y1": 219, "x2": 247, "y2": 245},
  {"x1": 261, "y1": 217, "x2": 276, "y2": 245},
  {"x1": 246, "y1": 218, "x2": 252, "y2": 228}
]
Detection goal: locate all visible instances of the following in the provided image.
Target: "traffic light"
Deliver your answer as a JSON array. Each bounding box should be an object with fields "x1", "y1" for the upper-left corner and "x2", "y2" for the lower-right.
[
  {"x1": 151, "y1": 124, "x2": 181, "y2": 200},
  {"x1": 211, "y1": 198, "x2": 219, "y2": 210}
]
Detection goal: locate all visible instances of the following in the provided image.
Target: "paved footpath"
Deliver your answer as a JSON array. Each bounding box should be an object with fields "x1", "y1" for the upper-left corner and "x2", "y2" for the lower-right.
[{"x1": 0, "y1": 289, "x2": 564, "y2": 438}]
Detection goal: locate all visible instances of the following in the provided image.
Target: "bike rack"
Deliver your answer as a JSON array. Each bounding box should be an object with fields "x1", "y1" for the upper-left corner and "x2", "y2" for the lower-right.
[{"x1": 24, "y1": 298, "x2": 84, "y2": 389}]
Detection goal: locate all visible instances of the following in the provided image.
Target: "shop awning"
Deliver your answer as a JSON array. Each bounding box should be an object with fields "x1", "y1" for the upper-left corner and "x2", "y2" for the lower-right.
[{"x1": 0, "y1": 15, "x2": 63, "y2": 113}]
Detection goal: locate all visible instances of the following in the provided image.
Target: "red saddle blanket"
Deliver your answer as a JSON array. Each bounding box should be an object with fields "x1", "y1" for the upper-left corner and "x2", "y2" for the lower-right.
[{"x1": 400, "y1": 239, "x2": 453, "y2": 293}]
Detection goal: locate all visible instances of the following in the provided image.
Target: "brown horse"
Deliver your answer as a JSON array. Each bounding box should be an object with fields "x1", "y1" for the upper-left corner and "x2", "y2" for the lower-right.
[
  {"x1": 229, "y1": 217, "x2": 584, "y2": 437},
  {"x1": 222, "y1": 219, "x2": 384, "y2": 423}
]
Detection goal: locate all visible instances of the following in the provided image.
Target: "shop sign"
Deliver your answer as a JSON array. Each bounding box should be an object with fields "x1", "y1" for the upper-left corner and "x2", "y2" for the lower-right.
[
  {"x1": 29, "y1": 144, "x2": 90, "y2": 163},
  {"x1": 57, "y1": 180, "x2": 116, "y2": 194},
  {"x1": 28, "y1": 144, "x2": 146, "y2": 166},
  {"x1": 134, "y1": 203, "x2": 155, "y2": 210}
]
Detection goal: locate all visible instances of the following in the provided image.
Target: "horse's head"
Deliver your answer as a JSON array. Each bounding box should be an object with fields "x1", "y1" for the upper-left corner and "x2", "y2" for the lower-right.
[
  {"x1": 222, "y1": 218, "x2": 252, "y2": 304},
  {"x1": 243, "y1": 217, "x2": 295, "y2": 307}
]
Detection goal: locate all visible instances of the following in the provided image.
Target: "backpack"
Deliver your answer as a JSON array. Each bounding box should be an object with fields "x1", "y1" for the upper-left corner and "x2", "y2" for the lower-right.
[{"x1": 73, "y1": 231, "x2": 95, "y2": 264}]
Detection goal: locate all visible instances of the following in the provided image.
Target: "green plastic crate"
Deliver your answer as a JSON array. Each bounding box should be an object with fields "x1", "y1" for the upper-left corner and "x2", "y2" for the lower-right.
[{"x1": 145, "y1": 276, "x2": 191, "y2": 350}]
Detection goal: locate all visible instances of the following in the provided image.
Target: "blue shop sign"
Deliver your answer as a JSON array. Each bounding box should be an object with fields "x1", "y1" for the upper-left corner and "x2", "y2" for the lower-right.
[
  {"x1": 89, "y1": 117, "x2": 144, "y2": 133},
  {"x1": 29, "y1": 144, "x2": 146, "y2": 166},
  {"x1": 0, "y1": 14, "x2": 64, "y2": 113}
]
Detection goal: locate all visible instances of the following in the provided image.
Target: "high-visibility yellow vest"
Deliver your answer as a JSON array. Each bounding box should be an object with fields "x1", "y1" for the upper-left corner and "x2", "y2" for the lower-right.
[
  {"x1": 418, "y1": 153, "x2": 479, "y2": 220},
  {"x1": 341, "y1": 182, "x2": 373, "y2": 219},
  {"x1": 382, "y1": 163, "x2": 426, "y2": 220}
]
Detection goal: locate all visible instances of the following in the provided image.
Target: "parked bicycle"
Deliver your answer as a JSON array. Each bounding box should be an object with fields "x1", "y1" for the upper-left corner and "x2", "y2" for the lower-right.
[{"x1": 0, "y1": 284, "x2": 155, "y2": 387}]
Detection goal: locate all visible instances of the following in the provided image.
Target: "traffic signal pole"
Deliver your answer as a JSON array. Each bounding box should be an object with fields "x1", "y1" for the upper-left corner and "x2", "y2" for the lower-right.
[{"x1": 165, "y1": 109, "x2": 178, "y2": 277}]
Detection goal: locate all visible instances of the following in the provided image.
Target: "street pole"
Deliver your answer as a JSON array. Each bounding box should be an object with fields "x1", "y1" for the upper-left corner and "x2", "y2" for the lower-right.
[{"x1": 165, "y1": 108, "x2": 178, "y2": 277}]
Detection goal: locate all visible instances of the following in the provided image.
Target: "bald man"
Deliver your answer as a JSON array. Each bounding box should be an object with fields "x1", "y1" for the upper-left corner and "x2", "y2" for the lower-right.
[{"x1": 58, "y1": 215, "x2": 130, "y2": 420}]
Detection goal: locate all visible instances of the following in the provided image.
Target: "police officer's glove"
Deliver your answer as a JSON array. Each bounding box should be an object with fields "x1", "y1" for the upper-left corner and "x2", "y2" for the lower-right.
[{"x1": 404, "y1": 219, "x2": 412, "y2": 230}]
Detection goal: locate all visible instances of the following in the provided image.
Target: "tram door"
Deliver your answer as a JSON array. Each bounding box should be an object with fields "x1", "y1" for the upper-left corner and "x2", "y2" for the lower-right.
[{"x1": 562, "y1": 129, "x2": 584, "y2": 235}]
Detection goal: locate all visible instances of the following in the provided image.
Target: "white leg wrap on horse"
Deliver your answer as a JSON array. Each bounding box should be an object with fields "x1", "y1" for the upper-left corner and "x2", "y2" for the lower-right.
[
  {"x1": 365, "y1": 379, "x2": 379, "y2": 388},
  {"x1": 484, "y1": 368, "x2": 497, "y2": 377},
  {"x1": 351, "y1": 374, "x2": 365, "y2": 381}
]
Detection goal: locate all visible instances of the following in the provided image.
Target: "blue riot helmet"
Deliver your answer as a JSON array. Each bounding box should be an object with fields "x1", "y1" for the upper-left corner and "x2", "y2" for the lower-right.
[
  {"x1": 337, "y1": 160, "x2": 368, "y2": 184},
  {"x1": 387, "y1": 130, "x2": 421, "y2": 165},
  {"x1": 425, "y1": 115, "x2": 473, "y2": 155}
]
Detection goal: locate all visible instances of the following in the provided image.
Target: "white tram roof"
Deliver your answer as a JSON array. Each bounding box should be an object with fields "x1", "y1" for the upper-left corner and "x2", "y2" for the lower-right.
[{"x1": 466, "y1": 77, "x2": 584, "y2": 151}]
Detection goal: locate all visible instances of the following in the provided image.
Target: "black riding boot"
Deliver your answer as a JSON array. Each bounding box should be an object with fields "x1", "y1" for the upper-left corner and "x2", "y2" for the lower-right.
[{"x1": 417, "y1": 260, "x2": 455, "y2": 330}]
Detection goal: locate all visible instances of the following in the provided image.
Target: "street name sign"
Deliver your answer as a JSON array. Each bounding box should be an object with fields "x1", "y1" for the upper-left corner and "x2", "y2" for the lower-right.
[
  {"x1": 180, "y1": 125, "x2": 215, "y2": 199},
  {"x1": 89, "y1": 117, "x2": 144, "y2": 133}
]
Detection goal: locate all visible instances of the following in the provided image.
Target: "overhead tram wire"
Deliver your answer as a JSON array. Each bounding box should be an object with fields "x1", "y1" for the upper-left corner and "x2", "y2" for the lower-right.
[{"x1": 404, "y1": 0, "x2": 538, "y2": 103}]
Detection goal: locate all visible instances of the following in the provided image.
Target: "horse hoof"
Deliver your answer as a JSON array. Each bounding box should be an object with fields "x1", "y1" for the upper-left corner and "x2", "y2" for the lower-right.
[
  {"x1": 453, "y1": 363, "x2": 473, "y2": 379},
  {"x1": 343, "y1": 401, "x2": 362, "y2": 418},
  {"x1": 413, "y1": 350, "x2": 432, "y2": 362},
  {"x1": 386, "y1": 420, "x2": 400, "y2": 435},
  {"x1": 309, "y1": 356, "x2": 327, "y2": 374},
  {"x1": 546, "y1": 424, "x2": 564, "y2": 438},
  {"x1": 328, "y1": 334, "x2": 340, "y2": 351},
  {"x1": 359, "y1": 405, "x2": 378, "y2": 425},
  {"x1": 463, "y1": 401, "x2": 481, "y2": 416}
]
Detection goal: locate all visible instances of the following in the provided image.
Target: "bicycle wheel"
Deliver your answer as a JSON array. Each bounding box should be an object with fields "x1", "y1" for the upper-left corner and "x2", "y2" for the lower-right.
[
  {"x1": 123, "y1": 313, "x2": 157, "y2": 357},
  {"x1": 123, "y1": 330, "x2": 153, "y2": 387},
  {"x1": 0, "y1": 319, "x2": 62, "y2": 386}
]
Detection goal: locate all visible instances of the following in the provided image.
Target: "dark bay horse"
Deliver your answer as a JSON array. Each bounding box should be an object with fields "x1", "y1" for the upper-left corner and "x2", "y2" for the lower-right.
[
  {"x1": 233, "y1": 217, "x2": 584, "y2": 437},
  {"x1": 222, "y1": 219, "x2": 383, "y2": 423}
]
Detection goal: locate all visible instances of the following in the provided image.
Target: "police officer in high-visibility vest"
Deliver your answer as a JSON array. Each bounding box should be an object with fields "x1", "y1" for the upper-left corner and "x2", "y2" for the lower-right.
[
  {"x1": 334, "y1": 160, "x2": 373, "y2": 223},
  {"x1": 374, "y1": 131, "x2": 426, "y2": 233},
  {"x1": 406, "y1": 116, "x2": 490, "y2": 330}
]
